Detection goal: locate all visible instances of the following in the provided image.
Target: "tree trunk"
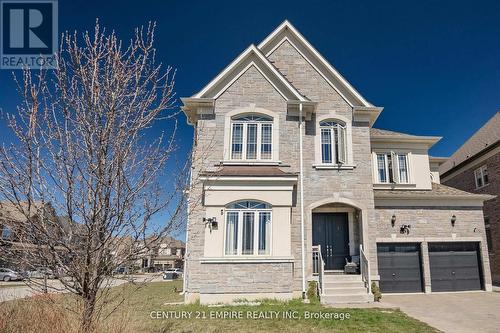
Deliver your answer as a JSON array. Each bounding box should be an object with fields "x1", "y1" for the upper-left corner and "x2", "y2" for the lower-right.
[{"x1": 80, "y1": 295, "x2": 97, "y2": 333}]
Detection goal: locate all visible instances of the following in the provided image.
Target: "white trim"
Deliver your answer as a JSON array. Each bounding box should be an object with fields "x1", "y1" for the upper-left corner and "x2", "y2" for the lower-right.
[
  {"x1": 312, "y1": 164, "x2": 356, "y2": 170},
  {"x1": 258, "y1": 21, "x2": 372, "y2": 107},
  {"x1": 194, "y1": 45, "x2": 306, "y2": 102},
  {"x1": 223, "y1": 106, "x2": 280, "y2": 162},
  {"x1": 200, "y1": 256, "x2": 294, "y2": 264},
  {"x1": 200, "y1": 176, "x2": 297, "y2": 182},
  {"x1": 314, "y1": 114, "x2": 354, "y2": 166}
]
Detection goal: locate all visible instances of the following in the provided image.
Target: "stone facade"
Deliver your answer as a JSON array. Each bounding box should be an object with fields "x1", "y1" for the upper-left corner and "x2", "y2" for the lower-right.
[
  {"x1": 183, "y1": 22, "x2": 492, "y2": 303},
  {"x1": 442, "y1": 150, "x2": 500, "y2": 284},
  {"x1": 373, "y1": 206, "x2": 492, "y2": 290}
]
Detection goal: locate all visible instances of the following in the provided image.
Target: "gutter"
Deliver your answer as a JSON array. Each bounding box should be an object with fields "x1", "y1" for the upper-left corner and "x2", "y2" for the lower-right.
[{"x1": 299, "y1": 102, "x2": 306, "y2": 299}]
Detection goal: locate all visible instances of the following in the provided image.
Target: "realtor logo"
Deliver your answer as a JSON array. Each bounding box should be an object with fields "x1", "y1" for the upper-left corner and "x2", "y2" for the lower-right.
[{"x1": 1, "y1": 0, "x2": 58, "y2": 69}]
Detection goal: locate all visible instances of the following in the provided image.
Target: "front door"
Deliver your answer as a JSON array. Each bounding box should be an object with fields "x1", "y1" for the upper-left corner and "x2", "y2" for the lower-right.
[{"x1": 312, "y1": 213, "x2": 349, "y2": 270}]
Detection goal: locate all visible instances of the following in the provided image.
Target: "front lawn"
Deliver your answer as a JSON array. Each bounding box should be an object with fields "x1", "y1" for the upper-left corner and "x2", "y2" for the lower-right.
[{"x1": 0, "y1": 280, "x2": 440, "y2": 333}]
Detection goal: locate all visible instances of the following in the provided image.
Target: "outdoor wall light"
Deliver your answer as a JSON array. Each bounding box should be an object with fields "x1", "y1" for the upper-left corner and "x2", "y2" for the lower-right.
[
  {"x1": 391, "y1": 215, "x2": 396, "y2": 227},
  {"x1": 203, "y1": 217, "x2": 218, "y2": 232},
  {"x1": 451, "y1": 215, "x2": 457, "y2": 227}
]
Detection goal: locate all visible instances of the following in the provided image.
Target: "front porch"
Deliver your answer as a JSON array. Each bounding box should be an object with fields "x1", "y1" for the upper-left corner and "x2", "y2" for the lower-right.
[{"x1": 309, "y1": 202, "x2": 372, "y2": 303}]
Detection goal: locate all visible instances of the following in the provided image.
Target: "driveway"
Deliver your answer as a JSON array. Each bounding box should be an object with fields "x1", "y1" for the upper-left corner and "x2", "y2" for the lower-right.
[{"x1": 381, "y1": 292, "x2": 500, "y2": 333}]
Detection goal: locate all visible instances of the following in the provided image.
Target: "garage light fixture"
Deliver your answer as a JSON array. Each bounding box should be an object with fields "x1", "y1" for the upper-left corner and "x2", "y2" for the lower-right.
[
  {"x1": 391, "y1": 214, "x2": 396, "y2": 227},
  {"x1": 451, "y1": 215, "x2": 457, "y2": 227}
]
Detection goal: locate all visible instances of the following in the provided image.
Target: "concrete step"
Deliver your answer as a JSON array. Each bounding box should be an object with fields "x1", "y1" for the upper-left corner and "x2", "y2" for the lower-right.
[
  {"x1": 321, "y1": 293, "x2": 372, "y2": 304},
  {"x1": 324, "y1": 281, "x2": 366, "y2": 289},
  {"x1": 323, "y1": 274, "x2": 363, "y2": 282},
  {"x1": 323, "y1": 286, "x2": 368, "y2": 295}
]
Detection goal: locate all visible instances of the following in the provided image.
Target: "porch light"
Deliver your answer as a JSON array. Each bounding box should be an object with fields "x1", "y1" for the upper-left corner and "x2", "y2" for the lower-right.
[
  {"x1": 391, "y1": 215, "x2": 396, "y2": 227},
  {"x1": 451, "y1": 215, "x2": 457, "y2": 227},
  {"x1": 203, "y1": 217, "x2": 218, "y2": 232}
]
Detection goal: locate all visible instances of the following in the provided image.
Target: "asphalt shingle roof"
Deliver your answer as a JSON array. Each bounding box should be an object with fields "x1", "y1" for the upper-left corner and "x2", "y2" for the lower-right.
[{"x1": 440, "y1": 112, "x2": 500, "y2": 175}]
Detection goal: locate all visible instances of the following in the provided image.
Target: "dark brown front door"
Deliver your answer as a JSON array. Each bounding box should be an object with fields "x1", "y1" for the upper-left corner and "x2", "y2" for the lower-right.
[{"x1": 312, "y1": 213, "x2": 349, "y2": 270}]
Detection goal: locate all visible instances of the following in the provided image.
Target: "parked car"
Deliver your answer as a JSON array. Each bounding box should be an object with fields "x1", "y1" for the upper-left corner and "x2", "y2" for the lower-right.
[
  {"x1": 26, "y1": 268, "x2": 56, "y2": 279},
  {"x1": 115, "y1": 266, "x2": 131, "y2": 275},
  {"x1": 0, "y1": 268, "x2": 24, "y2": 282},
  {"x1": 162, "y1": 271, "x2": 179, "y2": 280},
  {"x1": 164, "y1": 268, "x2": 182, "y2": 274}
]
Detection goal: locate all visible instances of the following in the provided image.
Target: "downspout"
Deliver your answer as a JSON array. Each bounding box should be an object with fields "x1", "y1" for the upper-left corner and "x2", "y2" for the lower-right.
[
  {"x1": 181, "y1": 145, "x2": 194, "y2": 297},
  {"x1": 299, "y1": 102, "x2": 306, "y2": 299}
]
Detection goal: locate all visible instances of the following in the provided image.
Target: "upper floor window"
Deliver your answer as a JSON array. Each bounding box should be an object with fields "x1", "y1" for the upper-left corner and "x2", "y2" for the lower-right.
[
  {"x1": 225, "y1": 200, "x2": 271, "y2": 256},
  {"x1": 231, "y1": 114, "x2": 273, "y2": 160},
  {"x1": 474, "y1": 165, "x2": 489, "y2": 188},
  {"x1": 320, "y1": 120, "x2": 346, "y2": 164},
  {"x1": 376, "y1": 152, "x2": 410, "y2": 184}
]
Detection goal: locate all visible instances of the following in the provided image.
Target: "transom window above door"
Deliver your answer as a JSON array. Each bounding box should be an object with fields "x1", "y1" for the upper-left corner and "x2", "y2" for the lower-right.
[
  {"x1": 230, "y1": 114, "x2": 273, "y2": 160},
  {"x1": 320, "y1": 120, "x2": 347, "y2": 164},
  {"x1": 225, "y1": 200, "x2": 272, "y2": 256}
]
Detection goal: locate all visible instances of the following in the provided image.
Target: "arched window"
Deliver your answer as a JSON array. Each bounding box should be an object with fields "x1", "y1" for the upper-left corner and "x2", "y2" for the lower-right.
[
  {"x1": 231, "y1": 114, "x2": 273, "y2": 160},
  {"x1": 225, "y1": 200, "x2": 271, "y2": 256},
  {"x1": 320, "y1": 120, "x2": 346, "y2": 164}
]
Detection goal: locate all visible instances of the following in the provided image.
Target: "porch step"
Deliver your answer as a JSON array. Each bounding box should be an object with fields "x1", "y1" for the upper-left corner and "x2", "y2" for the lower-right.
[
  {"x1": 324, "y1": 281, "x2": 365, "y2": 289},
  {"x1": 323, "y1": 274, "x2": 363, "y2": 282},
  {"x1": 320, "y1": 274, "x2": 371, "y2": 304},
  {"x1": 323, "y1": 286, "x2": 368, "y2": 295},
  {"x1": 321, "y1": 293, "x2": 372, "y2": 304}
]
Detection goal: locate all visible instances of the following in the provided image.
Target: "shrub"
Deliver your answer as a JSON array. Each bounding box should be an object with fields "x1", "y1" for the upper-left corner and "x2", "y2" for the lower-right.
[
  {"x1": 307, "y1": 280, "x2": 319, "y2": 303},
  {"x1": 371, "y1": 282, "x2": 382, "y2": 302}
]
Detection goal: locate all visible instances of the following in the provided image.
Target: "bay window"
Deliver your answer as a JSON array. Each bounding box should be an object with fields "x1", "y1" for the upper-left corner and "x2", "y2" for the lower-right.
[
  {"x1": 320, "y1": 120, "x2": 346, "y2": 164},
  {"x1": 224, "y1": 200, "x2": 271, "y2": 256},
  {"x1": 230, "y1": 114, "x2": 273, "y2": 160},
  {"x1": 376, "y1": 152, "x2": 410, "y2": 184}
]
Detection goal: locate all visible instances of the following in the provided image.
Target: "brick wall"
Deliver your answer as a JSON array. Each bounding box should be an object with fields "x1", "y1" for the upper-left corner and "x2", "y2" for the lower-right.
[{"x1": 443, "y1": 151, "x2": 500, "y2": 284}]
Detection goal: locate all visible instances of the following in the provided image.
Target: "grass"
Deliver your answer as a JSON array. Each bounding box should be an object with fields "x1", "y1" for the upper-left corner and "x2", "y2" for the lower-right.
[{"x1": 0, "y1": 280, "x2": 440, "y2": 333}]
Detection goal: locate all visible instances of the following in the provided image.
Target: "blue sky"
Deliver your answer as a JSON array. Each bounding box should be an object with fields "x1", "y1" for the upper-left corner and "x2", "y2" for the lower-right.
[
  {"x1": 1, "y1": 0, "x2": 500, "y2": 156},
  {"x1": 1, "y1": 1, "x2": 499, "y2": 240}
]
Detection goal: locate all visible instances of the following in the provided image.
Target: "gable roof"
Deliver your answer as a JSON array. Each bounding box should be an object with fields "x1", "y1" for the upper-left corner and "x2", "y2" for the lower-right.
[
  {"x1": 191, "y1": 44, "x2": 307, "y2": 101},
  {"x1": 440, "y1": 112, "x2": 500, "y2": 175},
  {"x1": 370, "y1": 128, "x2": 442, "y2": 148},
  {"x1": 258, "y1": 20, "x2": 373, "y2": 108}
]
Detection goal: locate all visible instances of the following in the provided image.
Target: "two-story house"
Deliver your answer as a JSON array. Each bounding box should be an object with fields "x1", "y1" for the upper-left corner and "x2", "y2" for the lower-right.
[
  {"x1": 440, "y1": 112, "x2": 500, "y2": 285},
  {"x1": 182, "y1": 21, "x2": 493, "y2": 304}
]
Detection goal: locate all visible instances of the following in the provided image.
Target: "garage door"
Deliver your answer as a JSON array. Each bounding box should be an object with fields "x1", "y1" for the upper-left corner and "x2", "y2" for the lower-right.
[
  {"x1": 377, "y1": 243, "x2": 423, "y2": 293},
  {"x1": 429, "y1": 242, "x2": 482, "y2": 292}
]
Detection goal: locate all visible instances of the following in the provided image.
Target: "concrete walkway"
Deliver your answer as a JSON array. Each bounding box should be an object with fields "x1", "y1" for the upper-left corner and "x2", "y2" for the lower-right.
[{"x1": 378, "y1": 292, "x2": 500, "y2": 333}]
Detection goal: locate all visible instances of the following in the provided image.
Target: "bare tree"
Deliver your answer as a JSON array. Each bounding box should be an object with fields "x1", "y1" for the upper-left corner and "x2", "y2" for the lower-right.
[{"x1": 0, "y1": 21, "x2": 188, "y2": 332}]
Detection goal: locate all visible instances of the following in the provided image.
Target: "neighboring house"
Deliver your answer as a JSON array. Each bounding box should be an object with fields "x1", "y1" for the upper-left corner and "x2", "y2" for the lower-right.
[
  {"x1": 440, "y1": 112, "x2": 500, "y2": 285},
  {"x1": 140, "y1": 236, "x2": 186, "y2": 271},
  {"x1": 0, "y1": 201, "x2": 61, "y2": 270},
  {"x1": 182, "y1": 21, "x2": 493, "y2": 304}
]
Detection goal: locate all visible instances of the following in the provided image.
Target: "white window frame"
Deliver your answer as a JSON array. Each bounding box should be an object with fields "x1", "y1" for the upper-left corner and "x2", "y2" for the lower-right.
[
  {"x1": 224, "y1": 201, "x2": 272, "y2": 256},
  {"x1": 314, "y1": 115, "x2": 354, "y2": 168},
  {"x1": 229, "y1": 115, "x2": 273, "y2": 161},
  {"x1": 374, "y1": 151, "x2": 411, "y2": 184},
  {"x1": 319, "y1": 120, "x2": 347, "y2": 165},
  {"x1": 474, "y1": 165, "x2": 489, "y2": 189}
]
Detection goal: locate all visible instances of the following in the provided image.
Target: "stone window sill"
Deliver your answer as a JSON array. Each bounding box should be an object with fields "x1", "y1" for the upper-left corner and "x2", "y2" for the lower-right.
[
  {"x1": 200, "y1": 256, "x2": 294, "y2": 264},
  {"x1": 219, "y1": 160, "x2": 284, "y2": 166},
  {"x1": 313, "y1": 164, "x2": 356, "y2": 170}
]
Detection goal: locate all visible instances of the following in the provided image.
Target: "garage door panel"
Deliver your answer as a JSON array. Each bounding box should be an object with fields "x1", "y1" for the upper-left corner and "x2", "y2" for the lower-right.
[
  {"x1": 429, "y1": 242, "x2": 482, "y2": 292},
  {"x1": 377, "y1": 243, "x2": 423, "y2": 293}
]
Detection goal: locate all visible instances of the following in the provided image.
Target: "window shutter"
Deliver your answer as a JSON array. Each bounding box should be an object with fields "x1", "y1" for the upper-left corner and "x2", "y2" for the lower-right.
[
  {"x1": 390, "y1": 151, "x2": 399, "y2": 183},
  {"x1": 338, "y1": 126, "x2": 346, "y2": 164}
]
